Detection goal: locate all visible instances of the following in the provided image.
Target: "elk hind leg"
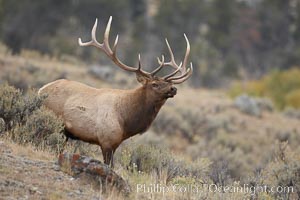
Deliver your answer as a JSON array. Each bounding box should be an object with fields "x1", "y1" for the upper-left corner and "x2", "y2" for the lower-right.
[{"x1": 102, "y1": 147, "x2": 115, "y2": 168}]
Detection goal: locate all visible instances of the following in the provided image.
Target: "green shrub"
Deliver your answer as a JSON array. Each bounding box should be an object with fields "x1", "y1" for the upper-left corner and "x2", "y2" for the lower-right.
[
  {"x1": 0, "y1": 83, "x2": 65, "y2": 153},
  {"x1": 178, "y1": 157, "x2": 211, "y2": 181},
  {"x1": 128, "y1": 145, "x2": 178, "y2": 183},
  {"x1": 228, "y1": 80, "x2": 267, "y2": 98},
  {"x1": 228, "y1": 68, "x2": 300, "y2": 109},
  {"x1": 1, "y1": 84, "x2": 45, "y2": 128},
  {"x1": 121, "y1": 144, "x2": 211, "y2": 184},
  {"x1": 153, "y1": 105, "x2": 205, "y2": 142},
  {"x1": 0, "y1": 83, "x2": 44, "y2": 129},
  {"x1": 0, "y1": 83, "x2": 23, "y2": 129},
  {"x1": 285, "y1": 89, "x2": 300, "y2": 109},
  {"x1": 11, "y1": 107, "x2": 65, "y2": 153}
]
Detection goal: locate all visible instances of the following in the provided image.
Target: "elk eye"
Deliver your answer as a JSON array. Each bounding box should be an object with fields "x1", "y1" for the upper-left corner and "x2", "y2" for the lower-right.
[{"x1": 152, "y1": 83, "x2": 159, "y2": 88}]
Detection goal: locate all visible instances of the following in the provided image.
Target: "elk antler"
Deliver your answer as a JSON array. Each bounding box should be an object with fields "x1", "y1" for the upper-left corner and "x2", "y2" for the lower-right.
[
  {"x1": 79, "y1": 16, "x2": 193, "y2": 83},
  {"x1": 78, "y1": 17, "x2": 151, "y2": 77},
  {"x1": 156, "y1": 34, "x2": 193, "y2": 84}
]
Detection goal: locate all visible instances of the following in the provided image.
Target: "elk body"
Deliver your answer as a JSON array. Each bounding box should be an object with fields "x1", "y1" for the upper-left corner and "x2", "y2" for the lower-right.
[{"x1": 38, "y1": 17, "x2": 193, "y2": 166}]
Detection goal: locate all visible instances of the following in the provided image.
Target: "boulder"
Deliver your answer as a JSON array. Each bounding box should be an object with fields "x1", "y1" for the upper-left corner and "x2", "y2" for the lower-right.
[
  {"x1": 234, "y1": 94, "x2": 273, "y2": 117},
  {"x1": 234, "y1": 94, "x2": 260, "y2": 117},
  {"x1": 58, "y1": 153, "x2": 130, "y2": 195}
]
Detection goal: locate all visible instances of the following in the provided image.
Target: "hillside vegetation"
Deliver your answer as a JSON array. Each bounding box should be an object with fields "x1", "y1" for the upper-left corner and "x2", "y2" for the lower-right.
[
  {"x1": 229, "y1": 68, "x2": 300, "y2": 110},
  {"x1": 0, "y1": 49, "x2": 300, "y2": 199}
]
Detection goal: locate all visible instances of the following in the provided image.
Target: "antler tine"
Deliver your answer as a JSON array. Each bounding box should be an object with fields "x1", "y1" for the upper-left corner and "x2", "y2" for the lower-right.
[
  {"x1": 163, "y1": 34, "x2": 192, "y2": 82},
  {"x1": 135, "y1": 53, "x2": 151, "y2": 76},
  {"x1": 138, "y1": 54, "x2": 142, "y2": 70},
  {"x1": 78, "y1": 17, "x2": 192, "y2": 81},
  {"x1": 168, "y1": 66, "x2": 191, "y2": 81},
  {"x1": 150, "y1": 38, "x2": 185, "y2": 80},
  {"x1": 165, "y1": 38, "x2": 180, "y2": 68},
  {"x1": 79, "y1": 16, "x2": 151, "y2": 75},
  {"x1": 170, "y1": 63, "x2": 193, "y2": 84},
  {"x1": 112, "y1": 34, "x2": 119, "y2": 54},
  {"x1": 78, "y1": 18, "x2": 102, "y2": 48},
  {"x1": 163, "y1": 62, "x2": 183, "y2": 79},
  {"x1": 150, "y1": 55, "x2": 165, "y2": 76},
  {"x1": 182, "y1": 34, "x2": 190, "y2": 73},
  {"x1": 151, "y1": 38, "x2": 186, "y2": 79},
  {"x1": 103, "y1": 16, "x2": 113, "y2": 55}
]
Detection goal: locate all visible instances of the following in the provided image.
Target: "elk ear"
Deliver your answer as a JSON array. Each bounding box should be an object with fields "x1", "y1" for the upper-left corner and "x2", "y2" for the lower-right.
[{"x1": 136, "y1": 73, "x2": 149, "y2": 85}]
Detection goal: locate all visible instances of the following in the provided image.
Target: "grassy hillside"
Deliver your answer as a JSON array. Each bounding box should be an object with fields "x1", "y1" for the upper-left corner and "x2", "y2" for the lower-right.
[{"x1": 0, "y1": 49, "x2": 299, "y2": 199}]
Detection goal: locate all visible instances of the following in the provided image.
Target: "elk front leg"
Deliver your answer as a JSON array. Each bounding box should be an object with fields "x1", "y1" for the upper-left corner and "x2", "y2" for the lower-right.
[{"x1": 102, "y1": 147, "x2": 115, "y2": 168}]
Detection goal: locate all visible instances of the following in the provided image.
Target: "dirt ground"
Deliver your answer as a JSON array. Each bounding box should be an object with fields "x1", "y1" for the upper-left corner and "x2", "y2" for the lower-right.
[{"x1": 0, "y1": 140, "x2": 104, "y2": 200}]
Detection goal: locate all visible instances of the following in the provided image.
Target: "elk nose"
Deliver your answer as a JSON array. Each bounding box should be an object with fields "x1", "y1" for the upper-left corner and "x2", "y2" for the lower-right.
[{"x1": 171, "y1": 87, "x2": 177, "y2": 93}]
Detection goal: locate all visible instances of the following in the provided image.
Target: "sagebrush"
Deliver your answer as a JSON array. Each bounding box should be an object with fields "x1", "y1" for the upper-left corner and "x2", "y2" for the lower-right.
[{"x1": 0, "y1": 83, "x2": 65, "y2": 153}]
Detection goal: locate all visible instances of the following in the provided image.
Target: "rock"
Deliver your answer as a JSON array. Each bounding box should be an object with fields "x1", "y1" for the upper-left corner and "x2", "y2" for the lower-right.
[
  {"x1": 234, "y1": 94, "x2": 274, "y2": 117},
  {"x1": 75, "y1": 189, "x2": 82, "y2": 194},
  {"x1": 53, "y1": 165, "x2": 60, "y2": 171},
  {"x1": 88, "y1": 65, "x2": 115, "y2": 81},
  {"x1": 234, "y1": 94, "x2": 261, "y2": 117},
  {"x1": 29, "y1": 186, "x2": 42, "y2": 195},
  {"x1": 58, "y1": 153, "x2": 130, "y2": 195}
]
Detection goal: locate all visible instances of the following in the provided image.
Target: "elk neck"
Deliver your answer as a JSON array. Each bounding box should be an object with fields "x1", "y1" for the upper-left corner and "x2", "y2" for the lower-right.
[{"x1": 119, "y1": 86, "x2": 166, "y2": 138}]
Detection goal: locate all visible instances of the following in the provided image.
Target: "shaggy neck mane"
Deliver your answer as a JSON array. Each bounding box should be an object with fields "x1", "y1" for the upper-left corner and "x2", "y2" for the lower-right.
[{"x1": 119, "y1": 86, "x2": 166, "y2": 138}]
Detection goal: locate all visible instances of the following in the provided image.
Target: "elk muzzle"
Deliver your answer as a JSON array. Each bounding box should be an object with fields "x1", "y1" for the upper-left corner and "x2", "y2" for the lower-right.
[{"x1": 168, "y1": 86, "x2": 177, "y2": 98}]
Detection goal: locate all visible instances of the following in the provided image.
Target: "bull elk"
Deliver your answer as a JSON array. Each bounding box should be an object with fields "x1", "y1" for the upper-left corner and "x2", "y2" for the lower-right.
[{"x1": 38, "y1": 17, "x2": 193, "y2": 167}]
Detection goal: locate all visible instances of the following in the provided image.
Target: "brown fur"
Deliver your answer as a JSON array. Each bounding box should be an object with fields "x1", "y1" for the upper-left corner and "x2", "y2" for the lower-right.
[
  {"x1": 39, "y1": 17, "x2": 192, "y2": 167},
  {"x1": 38, "y1": 77, "x2": 176, "y2": 166}
]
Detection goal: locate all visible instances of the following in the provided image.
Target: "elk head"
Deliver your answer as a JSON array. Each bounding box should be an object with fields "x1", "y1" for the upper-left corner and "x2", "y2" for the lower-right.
[{"x1": 78, "y1": 16, "x2": 193, "y2": 101}]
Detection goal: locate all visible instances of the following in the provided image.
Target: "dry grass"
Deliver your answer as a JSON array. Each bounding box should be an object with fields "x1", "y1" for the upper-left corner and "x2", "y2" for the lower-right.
[
  {"x1": 0, "y1": 46, "x2": 133, "y2": 91},
  {"x1": 0, "y1": 49, "x2": 299, "y2": 199},
  {"x1": 0, "y1": 139, "x2": 106, "y2": 200},
  {"x1": 4, "y1": 140, "x2": 54, "y2": 161}
]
